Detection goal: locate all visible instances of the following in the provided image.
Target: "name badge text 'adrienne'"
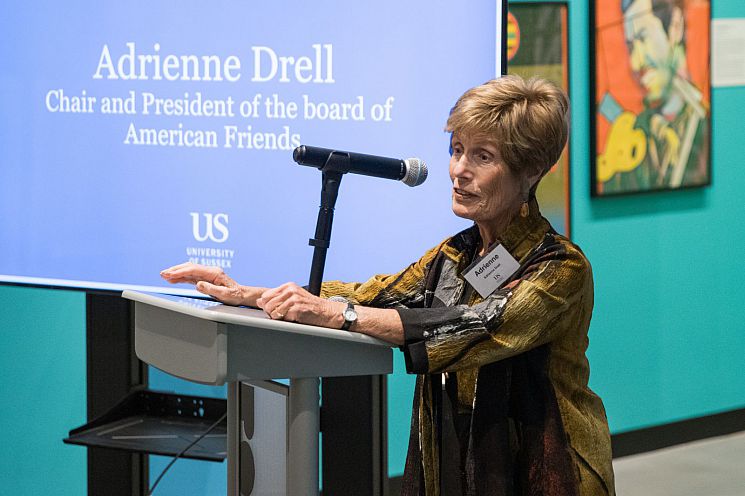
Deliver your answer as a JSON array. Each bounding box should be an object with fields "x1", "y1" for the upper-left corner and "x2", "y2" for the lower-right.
[{"x1": 463, "y1": 244, "x2": 520, "y2": 298}]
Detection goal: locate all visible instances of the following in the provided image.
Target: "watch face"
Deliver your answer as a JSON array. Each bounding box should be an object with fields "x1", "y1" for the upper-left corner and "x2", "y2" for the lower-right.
[{"x1": 343, "y1": 308, "x2": 357, "y2": 322}]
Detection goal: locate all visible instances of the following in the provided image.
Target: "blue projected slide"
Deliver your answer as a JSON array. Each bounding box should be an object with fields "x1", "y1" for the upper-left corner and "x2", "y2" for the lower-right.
[{"x1": 1, "y1": 1, "x2": 499, "y2": 293}]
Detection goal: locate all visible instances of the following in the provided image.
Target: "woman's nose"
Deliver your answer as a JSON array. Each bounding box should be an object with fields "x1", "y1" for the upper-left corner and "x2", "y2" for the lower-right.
[{"x1": 450, "y1": 155, "x2": 471, "y2": 177}]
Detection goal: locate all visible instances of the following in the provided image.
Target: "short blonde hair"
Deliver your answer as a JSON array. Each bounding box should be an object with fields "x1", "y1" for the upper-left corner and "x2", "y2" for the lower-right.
[{"x1": 446, "y1": 75, "x2": 569, "y2": 192}]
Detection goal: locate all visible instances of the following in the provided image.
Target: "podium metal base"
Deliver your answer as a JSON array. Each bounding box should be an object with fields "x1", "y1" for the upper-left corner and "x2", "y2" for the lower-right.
[{"x1": 228, "y1": 378, "x2": 319, "y2": 496}]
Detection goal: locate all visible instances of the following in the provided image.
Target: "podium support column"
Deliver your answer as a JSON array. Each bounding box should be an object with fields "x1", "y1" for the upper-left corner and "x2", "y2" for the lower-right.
[{"x1": 288, "y1": 377, "x2": 320, "y2": 496}]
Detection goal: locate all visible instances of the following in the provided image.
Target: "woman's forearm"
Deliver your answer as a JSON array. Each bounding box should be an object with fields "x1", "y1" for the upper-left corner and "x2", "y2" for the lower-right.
[
  {"x1": 350, "y1": 306, "x2": 405, "y2": 346},
  {"x1": 243, "y1": 282, "x2": 404, "y2": 345}
]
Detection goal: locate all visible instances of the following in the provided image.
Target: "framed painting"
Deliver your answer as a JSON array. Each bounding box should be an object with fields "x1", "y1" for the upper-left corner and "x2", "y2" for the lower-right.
[
  {"x1": 507, "y1": 2, "x2": 571, "y2": 236},
  {"x1": 592, "y1": 0, "x2": 711, "y2": 196}
]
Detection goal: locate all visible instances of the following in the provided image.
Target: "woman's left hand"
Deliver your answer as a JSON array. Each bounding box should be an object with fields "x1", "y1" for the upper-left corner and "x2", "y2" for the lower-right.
[{"x1": 257, "y1": 282, "x2": 345, "y2": 328}]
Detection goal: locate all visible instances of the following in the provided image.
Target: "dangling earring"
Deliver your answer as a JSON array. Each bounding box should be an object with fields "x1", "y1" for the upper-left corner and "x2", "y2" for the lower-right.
[{"x1": 520, "y1": 200, "x2": 529, "y2": 218}]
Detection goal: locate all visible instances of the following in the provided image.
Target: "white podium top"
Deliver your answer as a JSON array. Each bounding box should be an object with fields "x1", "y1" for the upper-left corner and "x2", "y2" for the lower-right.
[
  {"x1": 123, "y1": 290, "x2": 391, "y2": 347},
  {"x1": 122, "y1": 290, "x2": 394, "y2": 385}
]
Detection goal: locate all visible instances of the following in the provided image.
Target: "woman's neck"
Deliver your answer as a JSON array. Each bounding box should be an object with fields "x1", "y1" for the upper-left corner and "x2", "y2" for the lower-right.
[{"x1": 476, "y1": 210, "x2": 517, "y2": 256}]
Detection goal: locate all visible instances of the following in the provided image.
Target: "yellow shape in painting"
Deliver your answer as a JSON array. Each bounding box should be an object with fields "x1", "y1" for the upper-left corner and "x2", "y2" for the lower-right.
[
  {"x1": 597, "y1": 112, "x2": 647, "y2": 182},
  {"x1": 506, "y1": 12, "x2": 520, "y2": 61}
]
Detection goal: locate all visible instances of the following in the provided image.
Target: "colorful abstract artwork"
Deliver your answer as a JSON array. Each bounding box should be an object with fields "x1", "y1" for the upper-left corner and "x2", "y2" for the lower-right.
[
  {"x1": 593, "y1": 0, "x2": 711, "y2": 196},
  {"x1": 507, "y1": 3, "x2": 571, "y2": 235}
]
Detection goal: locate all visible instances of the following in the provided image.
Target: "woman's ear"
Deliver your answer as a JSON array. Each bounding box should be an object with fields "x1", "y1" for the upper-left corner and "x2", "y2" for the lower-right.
[{"x1": 525, "y1": 168, "x2": 545, "y2": 193}]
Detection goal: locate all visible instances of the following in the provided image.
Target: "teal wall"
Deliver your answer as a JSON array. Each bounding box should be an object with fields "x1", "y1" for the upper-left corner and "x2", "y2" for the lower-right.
[
  {"x1": 567, "y1": 0, "x2": 745, "y2": 433},
  {"x1": 1, "y1": 0, "x2": 744, "y2": 491},
  {"x1": 0, "y1": 286, "x2": 86, "y2": 495}
]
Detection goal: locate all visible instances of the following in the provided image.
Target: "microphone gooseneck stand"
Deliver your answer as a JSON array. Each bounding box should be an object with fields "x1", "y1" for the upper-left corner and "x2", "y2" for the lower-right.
[{"x1": 307, "y1": 151, "x2": 351, "y2": 296}]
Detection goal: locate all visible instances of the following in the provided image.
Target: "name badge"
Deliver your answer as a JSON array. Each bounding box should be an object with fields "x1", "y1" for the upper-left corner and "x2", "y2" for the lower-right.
[{"x1": 462, "y1": 244, "x2": 520, "y2": 298}]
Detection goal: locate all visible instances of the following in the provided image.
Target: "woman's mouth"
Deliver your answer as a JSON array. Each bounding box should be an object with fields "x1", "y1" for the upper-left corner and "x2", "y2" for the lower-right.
[{"x1": 453, "y1": 188, "x2": 477, "y2": 200}]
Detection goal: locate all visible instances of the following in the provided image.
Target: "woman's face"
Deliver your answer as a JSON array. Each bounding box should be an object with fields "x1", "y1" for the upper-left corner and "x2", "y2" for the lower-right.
[{"x1": 449, "y1": 132, "x2": 523, "y2": 226}]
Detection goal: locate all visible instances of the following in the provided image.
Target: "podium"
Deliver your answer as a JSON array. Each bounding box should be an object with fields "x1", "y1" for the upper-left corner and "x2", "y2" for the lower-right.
[{"x1": 122, "y1": 290, "x2": 393, "y2": 495}]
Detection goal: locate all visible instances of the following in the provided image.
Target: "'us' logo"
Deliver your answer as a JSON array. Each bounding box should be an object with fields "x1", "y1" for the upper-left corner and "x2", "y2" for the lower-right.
[{"x1": 190, "y1": 212, "x2": 229, "y2": 243}]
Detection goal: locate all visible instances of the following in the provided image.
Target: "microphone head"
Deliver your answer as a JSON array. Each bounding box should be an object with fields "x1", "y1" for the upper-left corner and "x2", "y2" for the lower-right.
[{"x1": 401, "y1": 158, "x2": 427, "y2": 187}]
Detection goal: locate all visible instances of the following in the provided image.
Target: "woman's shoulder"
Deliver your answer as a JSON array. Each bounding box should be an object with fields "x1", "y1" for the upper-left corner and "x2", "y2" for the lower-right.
[
  {"x1": 550, "y1": 232, "x2": 594, "y2": 290},
  {"x1": 531, "y1": 227, "x2": 593, "y2": 283},
  {"x1": 553, "y1": 231, "x2": 590, "y2": 261}
]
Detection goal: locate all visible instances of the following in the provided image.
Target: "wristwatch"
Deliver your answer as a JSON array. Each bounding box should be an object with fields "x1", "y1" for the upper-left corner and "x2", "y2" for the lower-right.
[
  {"x1": 328, "y1": 296, "x2": 357, "y2": 330},
  {"x1": 341, "y1": 302, "x2": 357, "y2": 330}
]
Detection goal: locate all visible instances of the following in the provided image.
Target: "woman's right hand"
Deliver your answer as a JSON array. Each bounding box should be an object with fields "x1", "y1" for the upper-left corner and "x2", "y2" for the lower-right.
[{"x1": 160, "y1": 262, "x2": 262, "y2": 306}]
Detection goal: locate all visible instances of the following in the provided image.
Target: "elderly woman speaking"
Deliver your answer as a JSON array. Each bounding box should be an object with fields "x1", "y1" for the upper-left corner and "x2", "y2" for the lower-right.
[{"x1": 161, "y1": 75, "x2": 615, "y2": 496}]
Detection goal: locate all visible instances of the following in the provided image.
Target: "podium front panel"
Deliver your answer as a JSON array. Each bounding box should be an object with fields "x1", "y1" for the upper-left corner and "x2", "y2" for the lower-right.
[{"x1": 135, "y1": 303, "x2": 228, "y2": 385}]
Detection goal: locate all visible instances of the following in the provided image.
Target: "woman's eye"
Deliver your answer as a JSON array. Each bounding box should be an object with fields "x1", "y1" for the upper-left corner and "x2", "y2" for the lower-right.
[{"x1": 480, "y1": 153, "x2": 491, "y2": 162}]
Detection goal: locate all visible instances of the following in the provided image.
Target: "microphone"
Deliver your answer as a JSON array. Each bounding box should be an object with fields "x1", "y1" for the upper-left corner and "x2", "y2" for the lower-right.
[{"x1": 293, "y1": 145, "x2": 427, "y2": 187}]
